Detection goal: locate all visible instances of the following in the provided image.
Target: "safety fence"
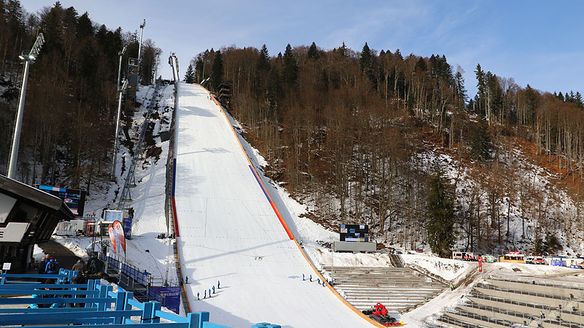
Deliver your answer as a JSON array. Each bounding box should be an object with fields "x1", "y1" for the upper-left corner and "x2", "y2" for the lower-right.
[{"x1": 0, "y1": 270, "x2": 226, "y2": 327}]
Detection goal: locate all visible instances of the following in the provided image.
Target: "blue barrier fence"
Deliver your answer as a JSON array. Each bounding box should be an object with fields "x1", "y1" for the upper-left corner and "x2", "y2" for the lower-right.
[
  {"x1": 107, "y1": 255, "x2": 122, "y2": 272},
  {"x1": 121, "y1": 262, "x2": 151, "y2": 286},
  {"x1": 0, "y1": 270, "x2": 226, "y2": 327}
]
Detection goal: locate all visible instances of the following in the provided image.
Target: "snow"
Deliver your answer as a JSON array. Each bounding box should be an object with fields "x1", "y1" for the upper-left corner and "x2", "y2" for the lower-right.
[
  {"x1": 47, "y1": 81, "x2": 584, "y2": 327},
  {"x1": 174, "y1": 83, "x2": 371, "y2": 327},
  {"x1": 402, "y1": 253, "x2": 472, "y2": 283},
  {"x1": 53, "y1": 84, "x2": 179, "y2": 286},
  {"x1": 416, "y1": 150, "x2": 584, "y2": 255}
]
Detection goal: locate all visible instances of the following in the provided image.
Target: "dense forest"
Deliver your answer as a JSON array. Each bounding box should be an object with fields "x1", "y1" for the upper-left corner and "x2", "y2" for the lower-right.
[
  {"x1": 191, "y1": 43, "x2": 584, "y2": 255},
  {"x1": 2, "y1": 0, "x2": 583, "y2": 256},
  {"x1": 0, "y1": 1, "x2": 159, "y2": 191}
]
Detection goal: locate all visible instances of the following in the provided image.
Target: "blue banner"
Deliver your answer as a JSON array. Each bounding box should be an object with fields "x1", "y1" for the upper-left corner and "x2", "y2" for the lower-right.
[
  {"x1": 148, "y1": 286, "x2": 181, "y2": 314},
  {"x1": 123, "y1": 217, "x2": 132, "y2": 239}
]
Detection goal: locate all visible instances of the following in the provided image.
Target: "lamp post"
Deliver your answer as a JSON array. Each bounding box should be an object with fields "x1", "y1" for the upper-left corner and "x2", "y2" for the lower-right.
[
  {"x1": 8, "y1": 33, "x2": 45, "y2": 180},
  {"x1": 112, "y1": 46, "x2": 127, "y2": 180},
  {"x1": 168, "y1": 53, "x2": 179, "y2": 155},
  {"x1": 112, "y1": 79, "x2": 128, "y2": 180},
  {"x1": 137, "y1": 19, "x2": 146, "y2": 87}
]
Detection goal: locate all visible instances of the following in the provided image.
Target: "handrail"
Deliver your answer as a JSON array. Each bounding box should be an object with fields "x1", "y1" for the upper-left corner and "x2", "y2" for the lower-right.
[
  {"x1": 489, "y1": 276, "x2": 584, "y2": 292},
  {"x1": 0, "y1": 271, "x2": 226, "y2": 327},
  {"x1": 477, "y1": 282, "x2": 569, "y2": 301}
]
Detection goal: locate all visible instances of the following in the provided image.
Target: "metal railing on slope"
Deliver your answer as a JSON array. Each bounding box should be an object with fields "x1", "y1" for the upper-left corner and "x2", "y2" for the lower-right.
[{"x1": 118, "y1": 84, "x2": 161, "y2": 208}]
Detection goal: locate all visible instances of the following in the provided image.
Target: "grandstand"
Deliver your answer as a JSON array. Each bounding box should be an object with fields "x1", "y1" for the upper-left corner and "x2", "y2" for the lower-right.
[
  {"x1": 0, "y1": 269, "x2": 231, "y2": 327},
  {"x1": 437, "y1": 274, "x2": 584, "y2": 328},
  {"x1": 324, "y1": 265, "x2": 446, "y2": 313}
]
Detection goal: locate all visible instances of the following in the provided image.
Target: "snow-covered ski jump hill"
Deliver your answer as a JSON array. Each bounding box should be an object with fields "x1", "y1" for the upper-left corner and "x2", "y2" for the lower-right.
[{"x1": 174, "y1": 83, "x2": 374, "y2": 327}]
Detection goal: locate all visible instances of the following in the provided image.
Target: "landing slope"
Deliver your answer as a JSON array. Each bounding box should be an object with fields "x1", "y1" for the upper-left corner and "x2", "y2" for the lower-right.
[{"x1": 174, "y1": 83, "x2": 370, "y2": 327}]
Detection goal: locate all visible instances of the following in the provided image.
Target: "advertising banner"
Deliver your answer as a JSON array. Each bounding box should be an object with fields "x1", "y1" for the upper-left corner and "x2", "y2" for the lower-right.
[
  {"x1": 38, "y1": 185, "x2": 86, "y2": 216},
  {"x1": 123, "y1": 217, "x2": 132, "y2": 239},
  {"x1": 108, "y1": 220, "x2": 126, "y2": 254},
  {"x1": 113, "y1": 220, "x2": 126, "y2": 254},
  {"x1": 104, "y1": 210, "x2": 123, "y2": 221},
  {"x1": 148, "y1": 286, "x2": 181, "y2": 314},
  {"x1": 108, "y1": 224, "x2": 116, "y2": 253}
]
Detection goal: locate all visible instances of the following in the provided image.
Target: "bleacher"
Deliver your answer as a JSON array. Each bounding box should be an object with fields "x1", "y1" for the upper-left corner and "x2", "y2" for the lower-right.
[
  {"x1": 323, "y1": 265, "x2": 446, "y2": 313},
  {"x1": 437, "y1": 275, "x2": 584, "y2": 328},
  {"x1": 0, "y1": 269, "x2": 227, "y2": 327}
]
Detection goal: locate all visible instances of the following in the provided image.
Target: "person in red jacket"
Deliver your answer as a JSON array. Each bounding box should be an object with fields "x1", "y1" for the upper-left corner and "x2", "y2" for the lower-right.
[{"x1": 373, "y1": 303, "x2": 388, "y2": 317}]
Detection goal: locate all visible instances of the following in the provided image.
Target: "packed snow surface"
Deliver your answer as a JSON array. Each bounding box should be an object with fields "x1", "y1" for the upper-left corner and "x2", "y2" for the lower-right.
[{"x1": 174, "y1": 84, "x2": 370, "y2": 327}]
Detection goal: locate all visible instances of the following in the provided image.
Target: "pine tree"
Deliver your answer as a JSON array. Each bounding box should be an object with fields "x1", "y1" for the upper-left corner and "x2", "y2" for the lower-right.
[
  {"x1": 454, "y1": 70, "x2": 467, "y2": 105},
  {"x1": 426, "y1": 171, "x2": 456, "y2": 257},
  {"x1": 194, "y1": 57, "x2": 204, "y2": 82},
  {"x1": 211, "y1": 50, "x2": 223, "y2": 91},
  {"x1": 257, "y1": 44, "x2": 270, "y2": 71},
  {"x1": 359, "y1": 42, "x2": 373, "y2": 73},
  {"x1": 475, "y1": 64, "x2": 486, "y2": 116},
  {"x1": 184, "y1": 64, "x2": 195, "y2": 83},
  {"x1": 469, "y1": 118, "x2": 492, "y2": 161},
  {"x1": 283, "y1": 44, "x2": 298, "y2": 88},
  {"x1": 307, "y1": 41, "x2": 320, "y2": 60}
]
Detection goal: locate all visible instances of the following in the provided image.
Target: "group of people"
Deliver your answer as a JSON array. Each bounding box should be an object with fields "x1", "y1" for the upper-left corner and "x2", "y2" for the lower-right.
[
  {"x1": 302, "y1": 273, "x2": 331, "y2": 286},
  {"x1": 195, "y1": 280, "x2": 221, "y2": 300}
]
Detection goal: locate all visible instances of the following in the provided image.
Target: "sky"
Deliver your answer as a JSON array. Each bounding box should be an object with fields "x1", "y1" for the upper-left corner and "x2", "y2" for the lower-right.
[{"x1": 19, "y1": 0, "x2": 584, "y2": 97}]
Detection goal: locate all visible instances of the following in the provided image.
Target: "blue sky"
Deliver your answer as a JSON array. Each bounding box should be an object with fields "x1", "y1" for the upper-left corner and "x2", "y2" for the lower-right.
[{"x1": 20, "y1": 0, "x2": 584, "y2": 97}]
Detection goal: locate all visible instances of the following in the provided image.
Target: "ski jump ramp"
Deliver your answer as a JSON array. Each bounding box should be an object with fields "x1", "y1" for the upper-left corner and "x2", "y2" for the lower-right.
[{"x1": 174, "y1": 83, "x2": 373, "y2": 327}]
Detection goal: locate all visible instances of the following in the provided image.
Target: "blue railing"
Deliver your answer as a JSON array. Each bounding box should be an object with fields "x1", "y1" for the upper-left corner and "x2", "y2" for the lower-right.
[
  {"x1": 0, "y1": 270, "x2": 225, "y2": 327},
  {"x1": 121, "y1": 262, "x2": 151, "y2": 286},
  {"x1": 0, "y1": 270, "x2": 281, "y2": 327}
]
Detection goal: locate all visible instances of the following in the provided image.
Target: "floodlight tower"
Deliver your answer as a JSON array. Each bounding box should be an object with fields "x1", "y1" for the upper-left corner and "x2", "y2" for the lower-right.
[
  {"x1": 112, "y1": 46, "x2": 128, "y2": 179},
  {"x1": 169, "y1": 53, "x2": 179, "y2": 156},
  {"x1": 7, "y1": 33, "x2": 45, "y2": 180},
  {"x1": 137, "y1": 19, "x2": 146, "y2": 86}
]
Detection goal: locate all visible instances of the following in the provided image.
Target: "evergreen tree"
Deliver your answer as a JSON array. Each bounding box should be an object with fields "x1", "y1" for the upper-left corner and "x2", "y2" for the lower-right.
[
  {"x1": 194, "y1": 57, "x2": 204, "y2": 82},
  {"x1": 337, "y1": 41, "x2": 348, "y2": 57},
  {"x1": 184, "y1": 64, "x2": 195, "y2": 83},
  {"x1": 575, "y1": 91, "x2": 583, "y2": 107},
  {"x1": 426, "y1": 171, "x2": 456, "y2": 257},
  {"x1": 211, "y1": 50, "x2": 223, "y2": 91},
  {"x1": 307, "y1": 41, "x2": 320, "y2": 60},
  {"x1": 533, "y1": 237, "x2": 545, "y2": 255},
  {"x1": 454, "y1": 70, "x2": 467, "y2": 105},
  {"x1": 469, "y1": 118, "x2": 492, "y2": 161},
  {"x1": 359, "y1": 42, "x2": 373, "y2": 73},
  {"x1": 475, "y1": 64, "x2": 486, "y2": 115},
  {"x1": 257, "y1": 44, "x2": 270, "y2": 71},
  {"x1": 283, "y1": 44, "x2": 298, "y2": 88}
]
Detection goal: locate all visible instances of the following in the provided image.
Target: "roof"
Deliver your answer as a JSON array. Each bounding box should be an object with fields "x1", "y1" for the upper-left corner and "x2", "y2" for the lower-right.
[{"x1": 0, "y1": 174, "x2": 74, "y2": 220}]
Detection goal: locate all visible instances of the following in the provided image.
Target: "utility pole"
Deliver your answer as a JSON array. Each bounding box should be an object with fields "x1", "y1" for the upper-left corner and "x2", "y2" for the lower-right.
[
  {"x1": 137, "y1": 19, "x2": 146, "y2": 86},
  {"x1": 8, "y1": 33, "x2": 45, "y2": 180},
  {"x1": 112, "y1": 46, "x2": 127, "y2": 179}
]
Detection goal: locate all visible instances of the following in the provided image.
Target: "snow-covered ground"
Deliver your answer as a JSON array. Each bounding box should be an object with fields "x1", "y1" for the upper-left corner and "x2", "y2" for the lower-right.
[
  {"x1": 48, "y1": 81, "x2": 584, "y2": 327},
  {"x1": 402, "y1": 253, "x2": 473, "y2": 283},
  {"x1": 417, "y1": 150, "x2": 584, "y2": 255},
  {"x1": 174, "y1": 83, "x2": 372, "y2": 327},
  {"x1": 54, "y1": 84, "x2": 178, "y2": 285}
]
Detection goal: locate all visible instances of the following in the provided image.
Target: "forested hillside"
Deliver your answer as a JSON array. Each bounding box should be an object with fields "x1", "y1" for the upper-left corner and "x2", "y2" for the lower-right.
[
  {"x1": 0, "y1": 1, "x2": 159, "y2": 191},
  {"x1": 192, "y1": 43, "x2": 584, "y2": 256}
]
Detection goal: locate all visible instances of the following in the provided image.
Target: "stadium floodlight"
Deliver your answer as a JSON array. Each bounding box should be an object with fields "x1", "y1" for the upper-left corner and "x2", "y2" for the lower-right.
[
  {"x1": 112, "y1": 78, "x2": 129, "y2": 180},
  {"x1": 117, "y1": 45, "x2": 127, "y2": 92},
  {"x1": 7, "y1": 33, "x2": 45, "y2": 180},
  {"x1": 137, "y1": 19, "x2": 146, "y2": 87}
]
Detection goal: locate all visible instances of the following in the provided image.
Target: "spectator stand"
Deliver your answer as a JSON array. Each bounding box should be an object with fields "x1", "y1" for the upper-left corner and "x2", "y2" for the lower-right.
[{"x1": 0, "y1": 269, "x2": 226, "y2": 327}]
